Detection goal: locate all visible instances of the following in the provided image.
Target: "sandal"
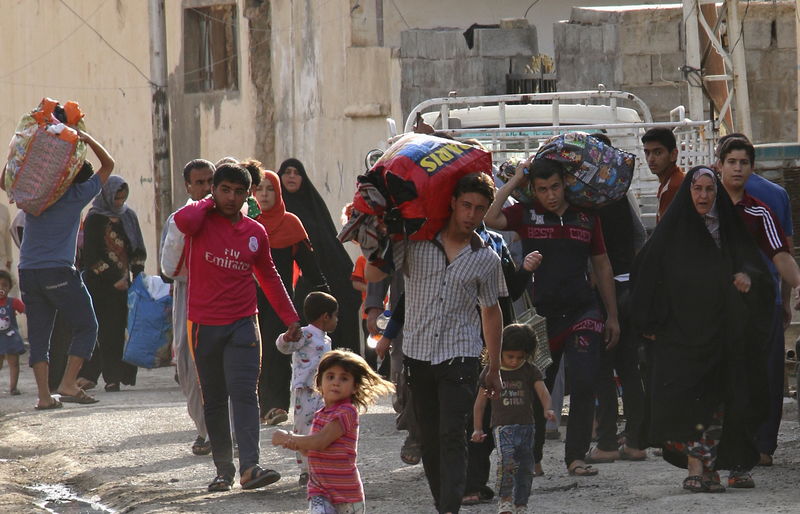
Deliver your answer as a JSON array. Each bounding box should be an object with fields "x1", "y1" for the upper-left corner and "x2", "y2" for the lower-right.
[
  {"x1": 9, "y1": 388, "x2": 20, "y2": 396},
  {"x1": 191, "y1": 436, "x2": 212, "y2": 456},
  {"x1": 498, "y1": 500, "x2": 514, "y2": 514},
  {"x1": 34, "y1": 397, "x2": 63, "y2": 410},
  {"x1": 207, "y1": 474, "x2": 233, "y2": 492},
  {"x1": 727, "y1": 471, "x2": 755, "y2": 489},
  {"x1": 461, "y1": 493, "x2": 480, "y2": 506},
  {"x1": 683, "y1": 474, "x2": 726, "y2": 493},
  {"x1": 400, "y1": 438, "x2": 422, "y2": 465},
  {"x1": 59, "y1": 389, "x2": 99, "y2": 404},
  {"x1": 105, "y1": 383, "x2": 120, "y2": 393},
  {"x1": 240, "y1": 465, "x2": 280, "y2": 490},
  {"x1": 261, "y1": 408, "x2": 288, "y2": 426},
  {"x1": 568, "y1": 464, "x2": 598, "y2": 476}
]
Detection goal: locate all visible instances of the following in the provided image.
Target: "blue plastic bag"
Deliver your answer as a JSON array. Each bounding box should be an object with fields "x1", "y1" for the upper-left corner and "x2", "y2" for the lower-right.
[{"x1": 123, "y1": 274, "x2": 173, "y2": 369}]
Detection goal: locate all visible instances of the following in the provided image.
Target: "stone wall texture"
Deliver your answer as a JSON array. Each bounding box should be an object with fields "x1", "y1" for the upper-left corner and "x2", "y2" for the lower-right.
[
  {"x1": 400, "y1": 26, "x2": 538, "y2": 120},
  {"x1": 555, "y1": 2, "x2": 797, "y2": 143}
]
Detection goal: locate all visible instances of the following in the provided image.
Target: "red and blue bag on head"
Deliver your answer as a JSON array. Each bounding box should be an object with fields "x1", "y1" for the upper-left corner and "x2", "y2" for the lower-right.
[
  {"x1": 535, "y1": 132, "x2": 635, "y2": 209},
  {"x1": 351, "y1": 133, "x2": 493, "y2": 240}
]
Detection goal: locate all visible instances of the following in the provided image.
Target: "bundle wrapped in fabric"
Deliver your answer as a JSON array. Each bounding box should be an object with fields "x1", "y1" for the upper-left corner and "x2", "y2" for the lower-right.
[
  {"x1": 123, "y1": 274, "x2": 173, "y2": 369},
  {"x1": 496, "y1": 132, "x2": 635, "y2": 209},
  {"x1": 4, "y1": 98, "x2": 88, "y2": 215},
  {"x1": 339, "y1": 134, "x2": 493, "y2": 256}
]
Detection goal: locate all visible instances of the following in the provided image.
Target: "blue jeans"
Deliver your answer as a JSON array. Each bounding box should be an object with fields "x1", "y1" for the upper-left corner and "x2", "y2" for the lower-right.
[
  {"x1": 19, "y1": 267, "x2": 98, "y2": 366},
  {"x1": 493, "y1": 424, "x2": 535, "y2": 506}
]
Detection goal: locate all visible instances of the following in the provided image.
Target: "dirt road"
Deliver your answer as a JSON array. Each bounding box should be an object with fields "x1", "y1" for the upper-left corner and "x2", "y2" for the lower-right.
[{"x1": 1, "y1": 366, "x2": 798, "y2": 513}]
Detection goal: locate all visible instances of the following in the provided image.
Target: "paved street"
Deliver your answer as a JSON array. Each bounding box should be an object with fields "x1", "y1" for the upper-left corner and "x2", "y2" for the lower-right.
[{"x1": 0, "y1": 365, "x2": 798, "y2": 513}]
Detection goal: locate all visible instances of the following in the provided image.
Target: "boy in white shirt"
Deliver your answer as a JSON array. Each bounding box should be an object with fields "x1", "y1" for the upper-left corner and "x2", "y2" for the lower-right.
[{"x1": 276, "y1": 291, "x2": 338, "y2": 486}]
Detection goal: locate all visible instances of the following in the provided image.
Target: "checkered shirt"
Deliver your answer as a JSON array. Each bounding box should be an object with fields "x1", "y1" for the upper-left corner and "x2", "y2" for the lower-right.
[{"x1": 398, "y1": 232, "x2": 507, "y2": 364}]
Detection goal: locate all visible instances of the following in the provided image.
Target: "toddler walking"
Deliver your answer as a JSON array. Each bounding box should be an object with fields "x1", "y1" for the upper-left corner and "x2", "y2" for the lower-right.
[
  {"x1": 0, "y1": 270, "x2": 25, "y2": 396},
  {"x1": 472, "y1": 324, "x2": 556, "y2": 514},
  {"x1": 275, "y1": 291, "x2": 337, "y2": 486},
  {"x1": 272, "y1": 349, "x2": 394, "y2": 513}
]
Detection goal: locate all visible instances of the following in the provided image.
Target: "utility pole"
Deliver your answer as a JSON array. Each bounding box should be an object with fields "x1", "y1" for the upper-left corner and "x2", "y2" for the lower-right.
[
  {"x1": 148, "y1": 0, "x2": 173, "y2": 249},
  {"x1": 797, "y1": 0, "x2": 800, "y2": 142}
]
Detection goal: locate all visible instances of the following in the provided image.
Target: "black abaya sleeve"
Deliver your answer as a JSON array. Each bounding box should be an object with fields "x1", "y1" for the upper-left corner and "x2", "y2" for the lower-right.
[{"x1": 293, "y1": 239, "x2": 329, "y2": 293}]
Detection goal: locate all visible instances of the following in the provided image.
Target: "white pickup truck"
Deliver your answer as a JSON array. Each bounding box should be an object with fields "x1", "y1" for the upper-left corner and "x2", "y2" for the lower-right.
[{"x1": 391, "y1": 89, "x2": 717, "y2": 228}]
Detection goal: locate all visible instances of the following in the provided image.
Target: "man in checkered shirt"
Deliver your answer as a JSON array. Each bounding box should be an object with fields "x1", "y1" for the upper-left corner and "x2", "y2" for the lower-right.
[{"x1": 371, "y1": 172, "x2": 506, "y2": 514}]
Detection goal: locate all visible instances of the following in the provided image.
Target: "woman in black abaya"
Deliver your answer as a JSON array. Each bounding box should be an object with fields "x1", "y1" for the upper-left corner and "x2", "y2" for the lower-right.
[
  {"x1": 278, "y1": 158, "x2": 361, "y2": 354},
  {"x1": 631, "y1": 167, "x2": 773, "y2": 493}
]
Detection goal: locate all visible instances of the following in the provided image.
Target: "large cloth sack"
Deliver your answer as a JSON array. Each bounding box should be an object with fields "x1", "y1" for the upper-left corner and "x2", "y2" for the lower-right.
[
  {"x1": 537, "y1": 132, "x2": 635, "y2": 208},
  {"x1": 123, "y1": 274, "x2": 173, "y2": 369},
  {"x1": 496, "y1": 132, "x2": 635, "y2": 209},
  {"x1": 346, "y1": 133, "x2": 493, "y2": 241},
  {"x1": 5, "y1": 98, "x2": 87, "y2": 215}
]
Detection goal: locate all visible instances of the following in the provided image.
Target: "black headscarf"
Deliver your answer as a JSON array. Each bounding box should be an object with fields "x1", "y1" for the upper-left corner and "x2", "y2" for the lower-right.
[
  {"x1": 630, "y1": 166, "x2": 774, "y2": 470},
  {"x1": 277, "y1": 158, "x2": 361, "y2": 353}
]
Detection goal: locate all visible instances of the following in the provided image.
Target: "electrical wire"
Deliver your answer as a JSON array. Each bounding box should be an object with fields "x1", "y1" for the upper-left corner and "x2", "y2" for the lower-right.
[
  {"x1": 389, "y1": 0, "x2": 410, "y2": 29},
  {"x1": 58, "y1": 0, "x2": 157, "y2": 87},
  {"x1": 524, "y1": 0, "x2": 542, "y2": 19},
  {"x1": 0, "y1": 0, "x2": 109, "y2": 80}
]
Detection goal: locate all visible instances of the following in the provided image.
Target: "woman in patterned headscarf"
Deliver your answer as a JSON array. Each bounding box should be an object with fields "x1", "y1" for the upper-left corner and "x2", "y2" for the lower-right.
[{"x1": 78, "y1": 175, "x2": 146, "y2": 392}]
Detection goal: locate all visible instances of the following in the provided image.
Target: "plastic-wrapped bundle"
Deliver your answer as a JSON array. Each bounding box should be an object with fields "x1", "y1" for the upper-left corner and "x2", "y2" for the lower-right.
[
  {"x1": 123, "y1": 274, "x2": 173, "y2": 369},
  {"x1": 497, "y1": 132, "x2": 635, "y2": 209},
  {"x1": 341, "y1": 133, "x2": 493, "y2": 245},
  {"x1": 4, "y1": 98, "x2": 88, "y2": 215}
]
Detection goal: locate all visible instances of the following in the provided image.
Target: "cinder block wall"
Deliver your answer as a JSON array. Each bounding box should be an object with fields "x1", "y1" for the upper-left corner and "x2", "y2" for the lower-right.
[
  {"x1": 400, "y1": 25, "x2": 538, "y2": 121},
  {"x1": 555, "y1": 2, "x2": 797, "y2": 143}
]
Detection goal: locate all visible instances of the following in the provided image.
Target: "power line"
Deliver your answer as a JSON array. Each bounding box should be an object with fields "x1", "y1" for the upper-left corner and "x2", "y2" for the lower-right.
[
  {"x1": 58, "y1": 0, "x2": 156, "y2": 87},
  {"x1": 0, "y1": 0, "x2": 109, "y2": 80},
  {"x1": 389, "y1": 0, "x2": 410, "y2": 29}
]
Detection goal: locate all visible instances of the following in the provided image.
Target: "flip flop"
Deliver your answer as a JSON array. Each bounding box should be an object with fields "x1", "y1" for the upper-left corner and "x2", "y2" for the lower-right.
[
  {"x1": 59, "y1": 390, "x2": 99, "y2": 404},
  {"x1": 35, "y1": 398, "x2": 62, "y2": 410},
  {"x1": 240, "y1": 465, "x2": 280, "y2": 490},
  {"x1": 568, "y1": 464, "x2": 599, "y2": 476}
]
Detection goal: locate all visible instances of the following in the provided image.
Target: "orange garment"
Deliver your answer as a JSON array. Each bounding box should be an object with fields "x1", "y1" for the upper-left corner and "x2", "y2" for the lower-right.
[
  {"x1": 657, "y1": 165, "x2": 685, "y2": 223},
  {"x1": 351, "y1": 255, "x2": 368, "y2": 319}
]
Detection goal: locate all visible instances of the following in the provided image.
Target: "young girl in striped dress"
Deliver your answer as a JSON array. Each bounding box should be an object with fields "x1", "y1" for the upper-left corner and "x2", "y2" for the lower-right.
[{"x1": 272, "y1": 349, "x2": 394, "y2": 513}]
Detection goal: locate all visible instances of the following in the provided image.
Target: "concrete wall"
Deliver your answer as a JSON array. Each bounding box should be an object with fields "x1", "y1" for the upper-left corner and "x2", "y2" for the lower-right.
[
  {"x1": 0, "y1": 0, "x2": 159, "y2": 274},
  {"x1": 399, "y1": 25, "x2": 538, "y2": 119},
  {"x1": 555, "y1": 2, "x2": 798, "y2": 142},
  {"x1": 352, "y1": 0, "x2": 660, "y2": 57},
  {"x1": 270, "y1": 0, "x2": 398, "y2": 229}
]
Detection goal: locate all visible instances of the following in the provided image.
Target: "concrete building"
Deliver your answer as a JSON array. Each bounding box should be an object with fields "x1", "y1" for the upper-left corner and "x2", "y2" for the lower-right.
[{"x1": 3, "y1": 0, "x2": 787, "y2": 273}]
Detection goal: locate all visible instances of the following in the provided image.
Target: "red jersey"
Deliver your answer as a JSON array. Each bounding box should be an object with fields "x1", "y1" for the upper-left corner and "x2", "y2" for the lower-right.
[
  {"x1": 657, "y1": 165, "x2": 685, "y2": 223},
  {"x1": 735, "y1": 192, "x2": 789, "y2": 259},
  {"x1": 174, "y1": 197, "x2": 299, "y2": 326}
]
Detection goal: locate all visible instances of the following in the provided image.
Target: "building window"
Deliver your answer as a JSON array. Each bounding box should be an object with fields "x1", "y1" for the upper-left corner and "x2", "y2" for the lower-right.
[{"x1": 184, "y1": 4, "x2": 239, "y2": 93}]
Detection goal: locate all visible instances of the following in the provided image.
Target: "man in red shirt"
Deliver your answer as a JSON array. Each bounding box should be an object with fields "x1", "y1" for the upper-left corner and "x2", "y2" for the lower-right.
[
  {"x1": 642, "y1": 128, "x2": 685, "y2": 223},
  {"x1": 175, "y1": 164, "x2": 302, "y2": 493},
  {"x1": 717, "y1": 136, "x2": 800, "y2": 488}
]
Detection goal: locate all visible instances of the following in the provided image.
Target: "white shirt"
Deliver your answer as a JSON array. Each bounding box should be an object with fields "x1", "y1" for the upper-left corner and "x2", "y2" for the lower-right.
[{"x1": 276, "y1": 324, "x2": 331, "y2": 389}]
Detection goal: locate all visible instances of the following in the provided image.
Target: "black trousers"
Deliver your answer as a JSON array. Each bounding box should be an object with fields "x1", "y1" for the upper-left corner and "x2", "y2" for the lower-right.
[
  {"x1": 406, "y1": 356, "x2": 478, "y2": 514},
  {"x1": 594, "y1": 283, "x2": 646, "y2": 451},
  {"x1": 79, "y1": 282, "x2": 137, "y2": 386},
  {"x1": 533, "y1": 329, "x2": 601, "y2": 467},
  {"x1": 191, "y1": 317, "x2": 262, "y2": 478},
  {"x1": 256, "y1": 288, "x2": 291, "y2": 414},
  {"x1": 464, "y1": 400, "x2": 494, "y2": 495}
]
